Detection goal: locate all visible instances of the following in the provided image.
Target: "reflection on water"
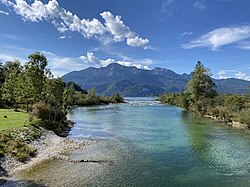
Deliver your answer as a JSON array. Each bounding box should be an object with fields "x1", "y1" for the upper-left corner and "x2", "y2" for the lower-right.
[{"x1": 13, "y1": 98, "x2": 250, "y2": 186}]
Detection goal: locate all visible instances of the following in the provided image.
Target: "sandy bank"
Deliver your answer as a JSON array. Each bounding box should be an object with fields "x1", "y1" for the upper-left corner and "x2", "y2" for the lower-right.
[{"x1": 0, "y1": 130, "x2": 88, "y2": 177}]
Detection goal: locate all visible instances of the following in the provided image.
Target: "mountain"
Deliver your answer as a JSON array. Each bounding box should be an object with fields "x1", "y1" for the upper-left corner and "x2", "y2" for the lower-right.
[{"x1": 62, "y1": 63, "x2": 250, "y2": 96}]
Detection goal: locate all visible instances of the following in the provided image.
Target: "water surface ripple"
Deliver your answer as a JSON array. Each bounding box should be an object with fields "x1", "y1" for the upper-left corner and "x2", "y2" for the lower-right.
[{"x1": 14, "y1": 97, "x2": 250, "y2": 186}]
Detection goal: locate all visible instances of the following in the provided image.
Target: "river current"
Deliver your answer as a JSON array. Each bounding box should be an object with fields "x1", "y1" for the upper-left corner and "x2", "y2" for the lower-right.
[{"x1": 11, "y1": 98, "x2": 250, "y2": 186}]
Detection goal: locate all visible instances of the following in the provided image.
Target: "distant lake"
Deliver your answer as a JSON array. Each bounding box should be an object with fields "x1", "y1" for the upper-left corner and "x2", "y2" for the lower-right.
[{"x1": 15, "y1": 97, "x2": 250, "y2": 186}]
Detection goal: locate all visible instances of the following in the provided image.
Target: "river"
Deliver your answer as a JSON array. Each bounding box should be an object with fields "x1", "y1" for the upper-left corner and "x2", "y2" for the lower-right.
[{"x1": 11, "y1": 98, "x2": 250, "y2": 186}]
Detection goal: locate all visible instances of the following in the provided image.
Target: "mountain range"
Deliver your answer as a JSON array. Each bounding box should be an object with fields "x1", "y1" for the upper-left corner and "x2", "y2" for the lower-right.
[{"x1": 62, "y1": 63, "x2": 250, "y2": 96}]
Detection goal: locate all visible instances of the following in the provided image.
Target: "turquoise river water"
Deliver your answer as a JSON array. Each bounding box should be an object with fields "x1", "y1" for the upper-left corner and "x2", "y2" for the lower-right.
[{"x1": 8, "y1": 98, "x2": 250, "y2": 186}]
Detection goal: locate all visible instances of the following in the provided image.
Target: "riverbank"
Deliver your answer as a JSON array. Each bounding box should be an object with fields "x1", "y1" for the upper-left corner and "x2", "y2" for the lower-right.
[
  {"x1": 204, "y1": 114, "x2": 249, "y2": 130},
  {"x1": 0, "y1": 129, "x2": 88, "y2": 184},
  {"x1": 158, "y1": 92, "x2": 250, "y2": 131}
]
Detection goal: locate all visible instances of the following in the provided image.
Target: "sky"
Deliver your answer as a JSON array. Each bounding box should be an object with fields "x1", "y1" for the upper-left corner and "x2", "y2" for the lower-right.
[{"x1": 0, "y1": 0, "x2": 250, "y2": 80}]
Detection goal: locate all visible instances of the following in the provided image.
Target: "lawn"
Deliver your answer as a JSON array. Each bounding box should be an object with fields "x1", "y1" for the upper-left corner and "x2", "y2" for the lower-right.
[{"x1": 0, "y1": 109, "x2": 29, "y2": 131}]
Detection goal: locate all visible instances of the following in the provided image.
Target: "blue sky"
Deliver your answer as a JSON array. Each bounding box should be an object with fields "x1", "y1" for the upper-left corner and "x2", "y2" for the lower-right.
[{"x1": 0, "y1": 0, "x2": 250, "y2": 80}]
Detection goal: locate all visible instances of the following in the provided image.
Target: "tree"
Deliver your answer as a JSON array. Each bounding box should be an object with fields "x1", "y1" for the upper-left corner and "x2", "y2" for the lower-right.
[
  {"x1": 0, "y1": 62, "x2": 4, "y2": 84},
  {"x1": 188, "y1": 61, "x2": 217, "y2": 99},
  {"x1": 63, "y1": 83, "x2": 76, "y2": 105},
  {"x1": 45, "y1": 77, "x2": 65, "y2": 121},
  {"x1": 14, "y1": 72, "x2": 34, "y2": 112},
  {"x1": 86, "y1": 88, "x2": 101, "y2": 105},
  {"x1": 24, "y1": 52, "x2": 50, "y2": 103},
  {"x1": 0, "y1": 62, "x2": 4, "y2": 106},
  {"x1": 65, "y1": 81, "x2": 87, "y2": 94},
  {"x1": 187, "y1": 61, "x2": 217, "y2": 114},
  {"x1": 1, "y1": 60, "x2": 22, "y2": 109}
]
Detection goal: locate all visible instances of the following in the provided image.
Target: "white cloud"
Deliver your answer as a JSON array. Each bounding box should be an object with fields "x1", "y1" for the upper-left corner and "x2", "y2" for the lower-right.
[
  {"x1": 234, "y1": 71, "x2": 250, "y2": 81},
  {"x1": 183, "y1": 25, "x2": 250, "y2": 50},
  {"x1": 237, "y1": 41, "x2": 250, "y2": 50},
  {"x1": 0, "y1": 10, "x2": 9, "y2": 15},
  {"x1": 218, "y1": 70, "x2": 250, "y2": 81},
  {"x1": 78, "y1": 55, "x2": 86, "y2": 61},
  {"x1": 159, "y1": 0, "x2": 174, "y2": 18},
  {"x1": 100, "y1": 11, "x2": 149, "y2": 47},
  {"x1": 127, "y1": 36, "x2": 149, "y2": 48},
  {"x1": 37, "y1": 51, "x2": 90, "y2": 77},
  {"x1": 8, "y1": 0, "x2": 59, "y2": 22},
  {"x1": 1, "y1": 0, "x2": 149, "y2": 48},
  {"x1": 161, "y1": 0, "x2": 174, "y2": 12},
  {"x1": 84, "y1": 52, "x2": 150, "y2": 69},
  {"x1": 0, "y1": 53, "x2": 26, "y2": 62},
  {"x1": 193, "y1": 1, "x2": 206, "y2": 10},
  {"x1": 59, "y1": 35, "x2": 66, "y2": 39},
  {"x1": 0, "y1": 46, "x2": 90, "y2": 77},
  {"x1": 181, "y1": 31, "x2": 193, "y2": 36}
]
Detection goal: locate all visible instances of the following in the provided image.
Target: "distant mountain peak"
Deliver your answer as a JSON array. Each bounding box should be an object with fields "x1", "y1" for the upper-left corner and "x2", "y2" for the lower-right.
[
  {"x1": 62, "y1": 64, "x2": 250, "y2": 96},
  {"x1": 106, "y1": 63, "x2": 124, "y2": 68}
]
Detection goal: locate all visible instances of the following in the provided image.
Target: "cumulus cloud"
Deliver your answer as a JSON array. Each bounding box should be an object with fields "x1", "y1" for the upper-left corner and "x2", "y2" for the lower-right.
[
  {"x1": 127, "y1": 36, "x2": 149, "y2": 48},
  {"x1": 234, "y1": 71, "x2": 250, "y2": 81},
  {"x1": 1, "y1": 0, "x2": 149, "y2": 48},
  {"x1": 84, "y1": 52, "x2": 150, "y2": 69},
  {"x1": 100, "y1": 11, "x2": 149, "y2": 47},
  {"x1": 183, "y1": 25, "x2": 250, "y2": 50},
  {"x1": 218, "y1": 70, "x2": 250, "y2": 81}
]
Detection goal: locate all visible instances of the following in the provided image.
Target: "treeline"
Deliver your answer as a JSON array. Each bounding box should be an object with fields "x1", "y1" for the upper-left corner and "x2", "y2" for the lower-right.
[
  {"x1": 0, "y1": 52, "x2": 123, "y2": 133},
  {"x1": 64, "y1": 83, "x2": 124, "y2": 106},
  {"x1": 158, "y1": 61, "x2": 250, "y2": 126}
]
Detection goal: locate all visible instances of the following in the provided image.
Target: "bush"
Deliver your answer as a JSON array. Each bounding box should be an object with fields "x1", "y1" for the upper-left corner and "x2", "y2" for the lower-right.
[
  {"x1": 31, "y1": 101, "x2": 50, "y2": 121},
  {"x1": 224, "y1": 94, "x2": 248, "y2": 113},
  {"x1": 30, "y1": 101, "x2": 68, "y2": 134},
  {"x1": 0, "y1": 130, "x2": 37, "y2": 162},
  {"x1": 237, "y1": 109, "x2": 250, "y2": 126},
  {"x1": 110, "y1": 93, "x2": 124, "y2": 103},
  {"x1": 208, "y1": 107, "x2": 220, "y2": 117},
  {"x1": 218, "y1": 107, "x2": 233, "y2": 122}
]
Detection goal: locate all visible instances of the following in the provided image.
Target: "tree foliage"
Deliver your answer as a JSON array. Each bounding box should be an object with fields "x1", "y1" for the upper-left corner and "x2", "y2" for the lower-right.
[
  {"x1": 1, "y1": 61, "x2": 22, "y2": 109},
  {"x1": 187, "y1": 61, "x2": 217, "y2": 100},
  {"x1": 0, "y1": 52, "x2": 124, "y2": 134},
  {"x1": 159, "y1": 61, "x2": 250, "y2": 126}
]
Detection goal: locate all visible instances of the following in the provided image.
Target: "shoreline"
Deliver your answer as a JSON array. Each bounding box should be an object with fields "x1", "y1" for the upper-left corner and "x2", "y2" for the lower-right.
[
  {"x1": 0, "y1": 130, "x2": 88, "y2": 182},
  {"x1": 160, "y1": 103, "x2": 249, "y2": 131},
  {"x1": 204, "y1": 114, "x2": 249, "y2": 130}
]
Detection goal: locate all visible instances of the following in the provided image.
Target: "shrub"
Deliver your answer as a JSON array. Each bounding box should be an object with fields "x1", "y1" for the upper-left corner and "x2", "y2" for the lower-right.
[
  {"x1": 31, "y1": 101, "x2": 50, "y2": 121},
  {"x1": 110, "y1": 93, "x2": 124, "y2": 103},
  {"x1": 224, "y1": 94, "x2": 248, "y2": 113},
  {"x1": 208, "y1": 107, "x2": 220, "y2": 117},
  {"x1": 0, "y1": 130, "x2": 37, "y2": 162},
  {"x1": 30, "y1": 101, "x2": 69, "y2": 135},
  {"x1": 218, "y1": 107, "x2": 233, "y2": 122},
  {"x1": 237, "y1": 109, "x2": 250, "y2": 126}
]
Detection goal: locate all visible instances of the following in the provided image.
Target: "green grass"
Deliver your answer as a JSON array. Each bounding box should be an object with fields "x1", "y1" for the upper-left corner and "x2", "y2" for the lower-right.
[
  {"x1": 0, "y1": 109, "x2": 43, "y2": 161},
  {"x1": 0, "y1": 109, "x2": 29, "y2": 131}
]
